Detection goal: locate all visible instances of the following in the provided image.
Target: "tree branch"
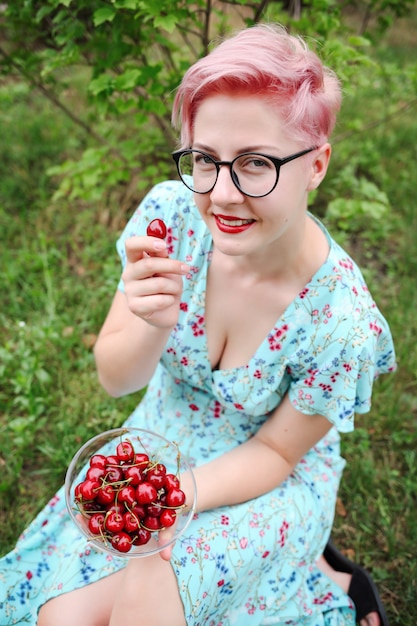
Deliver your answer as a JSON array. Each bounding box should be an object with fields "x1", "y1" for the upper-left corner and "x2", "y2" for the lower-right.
[
  {"x1": 253, "y1": 0, "x2": 271, "y2": 23},
  {"x1": 334, "y1": 96, "x2": 417, "y2": 144},
  {"x1": 0, "y1": 45, "x2": 129, "y2": 165},
  {"x1": 202, "y1": 0, "x2": 213, "y2": 55}
]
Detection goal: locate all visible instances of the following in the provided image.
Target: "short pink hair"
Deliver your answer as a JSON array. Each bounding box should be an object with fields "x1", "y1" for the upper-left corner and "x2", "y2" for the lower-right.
[{"x1": 172, "y1": 24, "x2": 341, "y2": 148}]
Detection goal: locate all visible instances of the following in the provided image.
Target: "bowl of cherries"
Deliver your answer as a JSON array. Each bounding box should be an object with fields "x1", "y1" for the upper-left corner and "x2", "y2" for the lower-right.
[{"x1": 65, "y1": 427, "x2": 196, "y2": 558}]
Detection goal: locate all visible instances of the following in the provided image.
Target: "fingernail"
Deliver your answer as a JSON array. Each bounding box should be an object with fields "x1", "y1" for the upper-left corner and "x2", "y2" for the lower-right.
[
  {"x1": 153, "y1": 240, "x2": 166, "y2": 250},
  {"x1": 181, "y1": 264, "x2": 189, "y2": 274}
]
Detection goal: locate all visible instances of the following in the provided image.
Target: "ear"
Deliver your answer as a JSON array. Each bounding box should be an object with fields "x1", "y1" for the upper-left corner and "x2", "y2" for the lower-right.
[{"x1": 306, "y1": 143, "x2": 332, "y2": 191}]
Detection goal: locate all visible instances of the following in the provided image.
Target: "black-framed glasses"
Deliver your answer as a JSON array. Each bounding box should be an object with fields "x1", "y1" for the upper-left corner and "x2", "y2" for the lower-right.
[{"x1": 172, "y1": 146, "x2": 317, "y2": 198}]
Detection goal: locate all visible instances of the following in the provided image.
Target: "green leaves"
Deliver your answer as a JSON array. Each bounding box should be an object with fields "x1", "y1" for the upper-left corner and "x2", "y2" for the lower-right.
[
  {"x1": 114, "y1": 0, "x2": 141, "y2": 8},
  {"x1": 153, "y1": 14, "x2": 178, "y2": 32},
  {"x1": 114, "y1": 68, "x2": 142, "y2": 91},
  {"x1": 89, "y1": 74, "x2": 115, "y2": 97},
  {"x1": 1, "y1": 0, "x2": 415, "y2": 211},
  {"x1": 93, "y1": 7, "x2": 117, "y2": 26}
]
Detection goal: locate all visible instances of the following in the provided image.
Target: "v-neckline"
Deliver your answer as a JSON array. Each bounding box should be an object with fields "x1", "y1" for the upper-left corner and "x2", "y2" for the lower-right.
[{"x1": 199, "y1": 214, "x2": 334, "y2": 375}]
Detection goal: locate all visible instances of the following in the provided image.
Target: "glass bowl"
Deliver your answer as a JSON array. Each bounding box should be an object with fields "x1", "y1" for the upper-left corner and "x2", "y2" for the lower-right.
[{"x1": 65, "y1": 427, "x2": 196, "y2": 558}]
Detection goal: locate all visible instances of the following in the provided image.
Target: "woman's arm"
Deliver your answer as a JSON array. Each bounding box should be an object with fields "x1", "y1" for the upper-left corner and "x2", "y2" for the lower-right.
[
  {"x1": 94, "y1": 235, "x2": 188, "y2": 397},
  {"x1": 185, "y1": 394, "x2": 332, "y2": 512},
  {"x1": 93, "y1": 291, "x2": 172, "y2": 397},
  {"x1": 160, "y1": 395, "x2": 332, "y2": 560}
]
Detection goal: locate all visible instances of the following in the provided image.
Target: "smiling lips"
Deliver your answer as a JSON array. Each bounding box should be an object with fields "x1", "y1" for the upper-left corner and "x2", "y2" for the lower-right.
[{"x1": 214, "y1": 214, "x2": 255, "y2": 234}]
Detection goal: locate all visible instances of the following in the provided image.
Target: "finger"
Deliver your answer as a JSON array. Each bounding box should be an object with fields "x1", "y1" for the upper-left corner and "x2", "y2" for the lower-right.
[
  {"x1": 141, "y1": 256, "x2": 188, "y2": 277},
  {"x1": 75, "y1": 513, "x2": 89, "y2": 532},
  {"x1": 125, "y1": 235, "x2": 168, "y2": 263},
  {"x1": 158, "y1": 526, "x2": 177, "y2": 561},
  {"x1": 124, "y1": 257, "x2": 188, "y2": 282},
  {"x1": 159, "y1": 544, "x2": 174, "y2": 561},
  {"x1": 145, "y1": 237, "x2": 170, "y2": 259},
  {"x1": 129, "y1": 292, "x2": 177, "y2": 318},
  {"x1": 123, "y1": 268, "x2": 187, "y2": 301}
]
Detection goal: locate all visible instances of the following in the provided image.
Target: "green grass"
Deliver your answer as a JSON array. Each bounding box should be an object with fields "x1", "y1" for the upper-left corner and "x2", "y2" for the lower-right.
[
  {"x1": 320, "y1": 29, "x2": 417, "y2": 619},
  {"x1": 1, "y1": 23, "x2": 417, "y2": 626},
  {"x1": 320, "y1": 25, "x2": 417, "y2": 619},
  {"x1": 0, "y1": 83, "x2": 141, "y2": 548}
]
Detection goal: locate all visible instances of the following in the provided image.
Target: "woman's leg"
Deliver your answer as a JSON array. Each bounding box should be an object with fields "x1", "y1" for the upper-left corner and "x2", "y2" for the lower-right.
[
  {"x1": 109, "y1": 554, "x2": 186, "y2": 626},
  {"x1": 37, "y1": 569, "x2": 125, "y2": 626},
  {"x1": 38, "y1": 555, "x2": 186, "y2": 626},
  {"x1": 317, "y1": 556, "x2": 381, "y2": 626}
]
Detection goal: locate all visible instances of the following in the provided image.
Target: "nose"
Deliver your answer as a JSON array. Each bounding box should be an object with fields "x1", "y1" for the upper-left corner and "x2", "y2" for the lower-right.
[{"x1": 209, "y1": 164, "x2": 244, "y2": 205}]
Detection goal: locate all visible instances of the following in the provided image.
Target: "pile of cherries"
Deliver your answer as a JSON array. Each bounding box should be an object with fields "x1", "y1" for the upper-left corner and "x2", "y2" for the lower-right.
[{"x1": 74, "y1": 438, "x2": 186, "y2": 553}]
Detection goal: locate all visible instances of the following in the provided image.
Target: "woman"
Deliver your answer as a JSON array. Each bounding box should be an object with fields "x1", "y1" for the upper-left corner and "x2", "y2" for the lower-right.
[{"x1": 3, "y1": 24, "x2": 395, "y2": 626}]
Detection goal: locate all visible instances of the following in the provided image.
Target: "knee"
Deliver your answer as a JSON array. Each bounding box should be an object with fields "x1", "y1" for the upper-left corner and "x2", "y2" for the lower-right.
[
  {"x1": 37, "y1": 594, "x2": 93, "y2": 626},
  {"x1": 37, "y1": 571, "x2": 122, "y2": 626},
  {"x1": 37, "y1": 598, "x2": 60, "y2": 626}
]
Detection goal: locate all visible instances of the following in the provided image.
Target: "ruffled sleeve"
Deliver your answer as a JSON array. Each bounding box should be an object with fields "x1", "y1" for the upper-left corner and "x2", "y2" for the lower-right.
[{"x1": 286, "y1": 246, "x2": 396, "y2": 432}]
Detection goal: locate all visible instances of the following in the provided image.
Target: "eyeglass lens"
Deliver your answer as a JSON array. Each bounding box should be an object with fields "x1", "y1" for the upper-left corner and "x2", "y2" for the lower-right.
[{"x1": 177, "y1": 151, "x2": 278, "y2": 197}]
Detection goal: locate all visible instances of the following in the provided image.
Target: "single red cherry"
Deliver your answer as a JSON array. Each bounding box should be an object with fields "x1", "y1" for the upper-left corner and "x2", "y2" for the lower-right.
[
  {"x1": 118, "y1": 485, "x2": 137, "y2": 507},
  {"x1": 133, "y1": 527, "x2": 151, "y2": 546},
  {"x1": 147, "y1": 464, "x2": 166, "y2": 489},
  {"x1": 107, "y1": 503, "x2": 125, "y2": 517},
  {"x1": 75, "y1": 482, "x2": 83, "y2": 502},
  {"x1": 143, "y1": 515, "x2": 163, "y2": 531},
  {"x1": 131, "y1": 504, "x2": 146, "y2": 520},
  {"x1": 134, "y1": 453, "x2": 150, "y2": 468},
  {"x1": 105, "y1": 465, "x2": 124, "y2": 483},
  {"x1": 89, "y1": 454, "x2": 107, "y2": 469},
  {"x1": 124, "y1": 464, "x2": 144, "y2": 486},
  {"x1": 106, "y1": 455, "x2": 120, "y2": 466},
  {"x1": 136, "y1": 482, "x2": 157, "y2": 505},
  {"x1": 146, "y1": 218, "x2": 167, "y2": 239},
  {"x1": 146, "y1": 502, "x2": 163, "y2": 517},
  {"x1": 88, "y1": 512, "x2": 106, "y2": 535},
  {"x1": 111, "y1": 531, "x2": 132, "y2": 553},
  {"x1": 81, "y1": 501, "x2": 101, "y2": 513},
  {"x1": 104, "y1": 510, "x2": 124, "y2": 533},
  {"x1": 160, "y1": 509, "x2": 177, "y2": 528},
  {"x1": 96, "y1": 484, "x2": 115, "y2": 506},
  {"x1": 79, "y1": 479, "x2": 100, "y2": 501},
  {"x1": 164, "y1": 473, "x2": 180, "y2": 491},
  {"x1": 123, "y1": 511, "x2": 140, "y2": 533},
  {"x1": 166, "y1": 487, "x2": 186, "y2": 508},
  {"x1": 116, "y1": 439, "x2": 135, "y2": 463},
  {"x1": 86, "y1": 466, "x2": 106, "y2": 481}
]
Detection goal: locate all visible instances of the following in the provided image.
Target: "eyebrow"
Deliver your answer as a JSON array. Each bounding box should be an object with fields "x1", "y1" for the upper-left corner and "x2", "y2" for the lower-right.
[{"x1": 192, "y1": 142, "x2": 283, "y2": 155}]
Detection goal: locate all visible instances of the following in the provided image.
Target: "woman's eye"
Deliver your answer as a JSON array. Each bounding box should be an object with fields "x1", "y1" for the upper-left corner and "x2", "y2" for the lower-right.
[
  {"x1": 194, "y1": 154, "x2": 215, "y2": 167},
  {"x1": 239, "y1": 156, "x2": 271, "y2": 170},
  {"x1": 250, "y1": 157, "x2": 272, "y2": 168}
]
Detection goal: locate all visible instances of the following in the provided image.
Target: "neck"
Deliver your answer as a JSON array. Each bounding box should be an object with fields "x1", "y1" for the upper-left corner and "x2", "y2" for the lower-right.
[{"x1": 214, "y1": 215, "x2": 328, "y2": 285}]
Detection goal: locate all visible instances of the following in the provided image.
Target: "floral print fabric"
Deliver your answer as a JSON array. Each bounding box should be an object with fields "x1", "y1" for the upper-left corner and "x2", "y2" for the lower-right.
[{"x1": 0, "y1": 181, "x2": 396, "y2": 625}]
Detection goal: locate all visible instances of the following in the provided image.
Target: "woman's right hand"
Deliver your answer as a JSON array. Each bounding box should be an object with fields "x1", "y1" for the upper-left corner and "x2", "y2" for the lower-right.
[{"x1": 122, "y1": 235, "x2": 189, "y2": 329}]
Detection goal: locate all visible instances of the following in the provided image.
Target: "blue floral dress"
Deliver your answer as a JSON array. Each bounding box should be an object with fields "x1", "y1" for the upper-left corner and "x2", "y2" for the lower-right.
[{"x1": 0, "y1": 181, "x2": 396, "y2": 625}]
